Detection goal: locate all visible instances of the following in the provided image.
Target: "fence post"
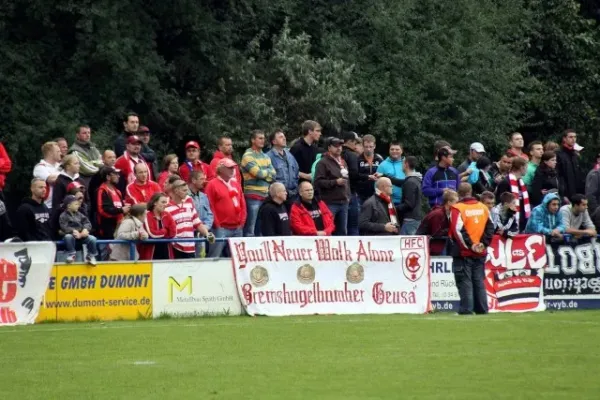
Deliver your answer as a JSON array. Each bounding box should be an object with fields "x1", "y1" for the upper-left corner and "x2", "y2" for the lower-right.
[{"x1": 129, "y1": 241, "x2": 136, "y2": 261}]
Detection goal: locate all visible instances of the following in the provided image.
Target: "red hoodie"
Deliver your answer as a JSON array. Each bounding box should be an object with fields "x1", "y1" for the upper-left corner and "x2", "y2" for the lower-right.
[
  {"x1": 209, "y1": 151, "x2": 242, "y2": 182},
  {"x1": 205, "y1": 177, "x2": 246, "y2": 229},
  {"x1": 0, "y1": 143, "x2": 12, "y2": 190}
]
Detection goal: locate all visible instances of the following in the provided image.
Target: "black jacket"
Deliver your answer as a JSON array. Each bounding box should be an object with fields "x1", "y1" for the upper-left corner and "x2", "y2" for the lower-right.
[
  {"x1": 529, "y1": 166, "x2": 560, "y2": 207},
  {"x1": 357, "y1": 153, "x2": 384, "y2": 201},
  {"x1": 15, "y1": 198, "x2": 52, "y2": 241},
  {"x1": 258, "y1": 198, "x2": 292, "y2": 236},
  {"x1": 495, "y1": 177, "x2": 528, "y2": 231},
  {"x1": 586, "y1": 169, "x2": 600, "y2": 212},
  {"x1": 52, "y1": 173, "x2": 86, "y2": 211},
  {"x1": 396, "y1": 173, "x2": 423, "y2": 220},
  {"x1": 556, "y1": 147, "x2": 584, "y2": 199},
  {"x1": 359, "y1": 194, "x2": 397, "y2": 235},
  {"x1": 342, "y1": 146, "x2": 360, "y2": 194}
]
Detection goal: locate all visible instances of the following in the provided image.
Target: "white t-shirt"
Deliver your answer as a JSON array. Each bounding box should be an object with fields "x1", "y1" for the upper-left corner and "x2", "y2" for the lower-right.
[{"x1": 33, "y1": 159, "x2": 61, "y2": 209}]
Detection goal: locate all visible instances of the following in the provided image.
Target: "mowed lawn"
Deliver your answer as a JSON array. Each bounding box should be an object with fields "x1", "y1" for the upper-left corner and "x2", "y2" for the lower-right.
[{"x1": 1, "y1": 312, "x2": 599, "y2": 400}]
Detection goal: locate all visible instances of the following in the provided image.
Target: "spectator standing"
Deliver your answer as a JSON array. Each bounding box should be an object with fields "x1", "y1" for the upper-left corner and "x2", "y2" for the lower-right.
[
  {"x1": 449, "y1": 183, "x2": 494, "y2": 315},
  {"x1": 559, "y1": 194, "x2": 596, "y2": 240},
  {"x1": 396, "y1": 156, "x2": 423, "y2": 235},
  {"x1": 557, "y1": 129, "x2": 584, "y2": 202},
  {"x1": 59, "y1": 195, "x2": 98, "y2": 265},
  {"x1": 33, "y1": 141, "x2": 62, "y2": 210},
  {"x1": 137, "y1": 125, "x2": 159, "y2": 178},
  {"x1": 428, "y1": 140, "x2": 454, "y2": 169},
  {"x1": 189, "y1": 170, "x2": 214, "y2": 256},
  {"x1": 52, "y1": 154, "x2": 85, "y2": 210},
  {"x1": 529, "y1": 151, "x2": 560, "y2": 207},
  {"x1": 457, "y1": 142, "x2": 486, "y2": 173},
  {"x1": 470, "y1": 157, "x2": 494, "y2": 195},
  {"x1": 114, "y1": 112, "x2": 140, "y2": 157},
  {"x1": 54, "y1": 137, "x2": 69, "y2": 160},
  {"x1": 88, "y1": 150, "x2": 117, "y2": 224},
  {"x1": 166, "y1": 179, "x2": 209, "y2": 259},
  {"x1": 96, "y1": 166, "x2": 129, "y2": 241},
  {"x1": 0, "y1": 142, "x2": 11, "y2": 201},
  {"x1": 376, "y1": 142, "x2": 405, "y2": 206},
  {"x1": 314, "y1": 137, "x2": 351, "y2": 236},
  {"x1": 290, "y1": 120, "x2": 322, "y2": 182},
  {"x1": 524, "y1": 193, "x2": 565, "y2": 241},
  {"x1": 586, "y1": 152, "x2": 600, "y2": 211},
  {"x1": 507, "y1": 132, "x2": 528, "y2": 160},
  {"x1": 69, "y1": 125, "x2": 103, "y2": 187},
  {"x1": 241, "y1": 130, "x2": 277, "y2": 237},
  {"x1": 489, "y1": 154, "x2": 512, "y2": 186},
  {"x1": 544, "y1": 141, "x2": 560, "y2": 153},
  {"x1": 290, "y1": 181, "x2": 335, "y2": 236},
  {"x1": 110, "y1": 204, "x2": 148, "y2": 261},
  {"x1": 114, "y1": 135, "x2": 154, "y2": 192},
  {"x1": 158, "y1": 154, "x2": 179, "y2": 189},
  {"x1": 490, "y1": 192, "x2": 519, "y2": 238},
  {"x1": 209, "y1": 136, "x2": 241, "y2": 182},
  {"x1": 356, "y1": 134, "x2": 383, "y2": 204},
  {"x1": 422, "y1": 147, "x2": 460, "y2": 208},
  {"x1": 125, "y1": 163, "x2": 161, "y2": 206},
  {"x1": 359, "y1": 177, "x2": 399, "y2": 236},
  {"x1": 341, "y1": 132, "x2": 362, "y2": 235},
  {"x1": 495, "y1": 157, "x2": 530, "y2": 231},
  {"x1": 206, "y1": 159, "x2": 246, "y2": 258},
  {"x1": 0, "y1": 198, "x2": 12, "y2": 241},
  {"x1": 523, "y1": 141, "x2": 544, "y2": 187},
  {"x1": 258, "y1": 182, "x2": 292, "y2": 236},
  {"x1": 15, "y1": 178, "x2": 52, "y2": 241},
  {"x1": 417, "y1": 190, "x2": 458, "y2": 256},
  {"x1": 267, "y1": 130, "x2": 300, "y2": 207},
  {"x1": 178, "y1": 140, "x2": 214, "y2": 184},
  {"x1": 140, "y1": 193, "x2": 176, "y2": 260}
]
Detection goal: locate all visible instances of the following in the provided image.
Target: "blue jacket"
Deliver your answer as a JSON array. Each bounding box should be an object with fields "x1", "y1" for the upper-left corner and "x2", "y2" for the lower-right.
[
  {"x1": 524, "y1": 193, "x2": 565, "y2": 235},
  {"x1": 422, "y1": 165, "x2": 460, "y2": 207},
  {"x1": 267, "y1": 148, "x2": 299, "y2": 194},
  {"x1": 376, "y1": 157, "x2": 405, "y2": 204},
  {"x1": 189, "y1": 190, "x2": 214, "y2": 231}
]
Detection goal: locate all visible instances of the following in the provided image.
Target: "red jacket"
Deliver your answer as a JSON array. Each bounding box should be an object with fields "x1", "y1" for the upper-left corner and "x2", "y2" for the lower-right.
[
  {"x1": 178, "y1": 159, "x2": 214, "y2": 183},
  {"x1": 209, "y1": 151, "x2": 242, "y2": 182},
  {"x1": 205, "y1": 177, "x2": 246, "y2": 229},
  {"x1": 0, "y1": 143, "x2": 12, "y2": 190},
  {"x1": 125, "y1": 180, "x2": 162, "y2": 205},
  {"x1": 138, "y1": 210, "x2": 177, "y2": 260},
  {"x1": 114, "y1": 152, "x2": 154, "y2": 188},
  {"x1": 290, "y1": 200, "x2": 335, "y2": 235},
  {"x1": 416, "y1": 206, "x2": 450, "y2": 256}
]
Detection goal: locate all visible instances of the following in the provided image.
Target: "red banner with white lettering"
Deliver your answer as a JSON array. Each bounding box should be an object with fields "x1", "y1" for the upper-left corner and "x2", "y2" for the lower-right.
[
  {"x1": 484, "y1": 234, "x2": 547, "y2": 312},
  {"x1": 228, "y1": 236, "x2": 431, "y2": 316},
  {"x1": 0, "y1": 242, "x2": 56, "y2": 326}
]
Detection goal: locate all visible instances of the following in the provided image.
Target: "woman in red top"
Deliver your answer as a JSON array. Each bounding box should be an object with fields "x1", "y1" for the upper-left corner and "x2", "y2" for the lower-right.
[
  {"x1": 139, "y1": 192, "x2": 176, "y2": 260},
  {"x1": 157, "y1": 154, "x2": 179, "y2": 190}
]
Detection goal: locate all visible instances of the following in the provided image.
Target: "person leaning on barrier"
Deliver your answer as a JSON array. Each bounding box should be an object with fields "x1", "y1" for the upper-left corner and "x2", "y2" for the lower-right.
[
  {"x1": 490, "y1": 192, "x2": 519, "y2": 238},
  {"x1": 359, "y1": 177, "x2": 399, "y2": 236},
  {"x1": 140, "y1": 192, "x2": 176, "y2": 260},
  {"x1": 524, "y1": 192, "x2": 565, "y2": 242},
  {"x1": 257, "y1": 182, "x2": 292, "y2": 236},
  {"x1": 59, "y1": 195, "x2": 98, "y2": 265},
  {"x1": 559, "y1": 194, "x2": 596, "y2": 241},
  {"x1": 110, "y1": 204, "x2": 148, "y2": 261},
  {"x1": 290, "y1": 181, "x2": 335, "y2": 236},
  {"x1": 417, "y1": 189, "x2": 458, "y2": 256}
]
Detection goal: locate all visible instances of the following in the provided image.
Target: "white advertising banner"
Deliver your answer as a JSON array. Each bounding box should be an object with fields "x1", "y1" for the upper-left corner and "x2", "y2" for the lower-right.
[
  {"x1": 429, "y1": 257, "x2": 459, "y2": 302},
  {"x1": 229, "y1": 236, "x2": 431, "y2": 316},
  {"x1": 152, "y1": 259, "x2": 243, "y2": 317},
  {"x1": 0, "y1": 242, "x2": 56, "y2": 326}
]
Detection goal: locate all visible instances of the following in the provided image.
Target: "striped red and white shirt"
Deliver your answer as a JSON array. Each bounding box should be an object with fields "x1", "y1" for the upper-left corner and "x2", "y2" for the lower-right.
[{"x1": 165, "y1": 196, "x2": 202, "y2": 253}]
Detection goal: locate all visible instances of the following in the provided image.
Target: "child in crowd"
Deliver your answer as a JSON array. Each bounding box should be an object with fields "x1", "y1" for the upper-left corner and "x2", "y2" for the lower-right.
[
  {"x1": 58, "y1": 195, "x2": 98, "y2": 265},
  {"x1": 110, "y1": 204, "x2": 148, "y2": 261},
  {"x1": 491, "y1": 192, "x2": 519, "y2": 238}
]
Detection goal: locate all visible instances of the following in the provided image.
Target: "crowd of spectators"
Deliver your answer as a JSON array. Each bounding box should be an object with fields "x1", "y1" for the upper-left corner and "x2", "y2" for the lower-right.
[{"x1": 0, "y1": 114, "x2": 598, "y2": 266}]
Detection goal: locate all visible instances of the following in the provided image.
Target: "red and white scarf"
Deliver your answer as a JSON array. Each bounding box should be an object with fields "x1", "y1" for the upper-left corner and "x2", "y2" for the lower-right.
[
  {"x1": 509, "y1": 173, "x2": 531, "y2": 220},
  {"x1": 219, "y1": 177, "x2": 241, "y2": 212},
  {"x1": 377, "y1": 189, "x2": 398, "y2": 225}
]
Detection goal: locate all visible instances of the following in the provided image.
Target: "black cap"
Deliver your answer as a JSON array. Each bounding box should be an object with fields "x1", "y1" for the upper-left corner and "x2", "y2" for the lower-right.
[
  {"x1": 100, "y1": 166, "x2": 120, "y2": 181},
  {"x1": 437, "y1": 147, "x2": 457, "y2": 159},
  {"x1": 326, "y1": 137, "x2": 344, "y2": 147},
  {"x1": 343, "y1": 131, "x2": 362, "y2": 143}
]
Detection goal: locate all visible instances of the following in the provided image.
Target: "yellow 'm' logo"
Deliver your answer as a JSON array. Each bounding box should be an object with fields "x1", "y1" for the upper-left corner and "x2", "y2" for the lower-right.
[{"x1": 168, "y1": 276, "x2": 192, "y2": 302}]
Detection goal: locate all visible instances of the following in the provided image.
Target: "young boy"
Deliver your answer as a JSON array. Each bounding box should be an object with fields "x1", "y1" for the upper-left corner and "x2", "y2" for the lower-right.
[
  {"x1": 59, "y1": 195, "x2": 98, "y2": 265},
  {"x1": 524, "y1": 192, "x2": 566, "y2": 241},
  {"x1": 491, "y1": 192, "x2": 519, "y2": 238}
]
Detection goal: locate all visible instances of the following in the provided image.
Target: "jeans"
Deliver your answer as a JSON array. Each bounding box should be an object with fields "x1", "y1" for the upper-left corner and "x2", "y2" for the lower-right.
[
  {"x1": 400, "y1": 219, "x2": 421, "y2": 235},
  {"x1": 347, "y1": 193, "x2": 360, "y2": 236},
  {"x1": 327, "y1": 203, "x2": 349, "y2": 236},
  {"x1": 244, "y1": 197, "x2": 263, "y2": 237},
  {"x1": 64, "y1": 234, "x2": 98, "y2": 257},
  {"x1": 453, "y1": 257, "x2": 488, "y2": 315},
  {"x1": 208, "y1": 227, "x2": 243, "y2": 258}
]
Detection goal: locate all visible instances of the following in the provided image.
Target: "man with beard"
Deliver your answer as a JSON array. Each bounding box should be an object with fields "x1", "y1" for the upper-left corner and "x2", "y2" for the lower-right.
[{"x1": 290, "y1": 181, "x2": 335, "y2": 236}]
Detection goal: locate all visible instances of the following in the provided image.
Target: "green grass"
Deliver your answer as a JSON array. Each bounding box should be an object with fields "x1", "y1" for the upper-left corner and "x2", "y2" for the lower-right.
[{"x1": 1, "y1": 312, "x2": 599, "y2": 399}]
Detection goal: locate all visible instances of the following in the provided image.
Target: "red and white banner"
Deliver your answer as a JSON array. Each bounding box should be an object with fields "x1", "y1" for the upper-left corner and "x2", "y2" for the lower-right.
[
  {"x1": 0, "y1": 242, "x2": 56, "y2": 326},
  {"x1": 229, "y1": 236, "x2": 431, "y2": 316},
  {"x1": 485, "y1": 234, "x2": 547, "y2": 312}
]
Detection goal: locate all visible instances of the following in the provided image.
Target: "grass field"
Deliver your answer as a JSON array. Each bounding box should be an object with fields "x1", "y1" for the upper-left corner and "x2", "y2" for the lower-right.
[{"x1": 1, "y1": 312, "x2": 599, "y2": 399}]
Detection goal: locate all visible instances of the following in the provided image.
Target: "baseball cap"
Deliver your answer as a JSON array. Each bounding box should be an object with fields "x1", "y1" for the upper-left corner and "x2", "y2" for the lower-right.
[
  {"x1": 100, "y1": 166, "x2": 120, "y2": 180},
  {"x1": 470, "y1": 142, "x2": 486, "y2": 153},
  {"x1": 219, "y1": 158, "x2": 237, "y2": 168},
  {"x1": 127, "y1": 135, "x2": 142, "y2": 145},
  {"x1": 66, "y1": 182, "x2": 85, "y2": 192},
  {"x1": 438, "y1": 147, "x2": 457, "y2": 159},
  {"x1": 138, "y1": 126, "x2": 150, "y2": 134},
  {"x1": 343, "y1": 131, "x2": 362, "y2": 143},
  {"x1": 574, "y1": 143, "x2": 584, "y2": 152},
  {"x1": 185, "y1": 141, "x2": 200, "y2": 149},
  {"x1": 62, "y1": 195, "x2": 79, "y2": 208},
  {"x1": 326, "y1": 137, "x2": 344, "y2": 147}
]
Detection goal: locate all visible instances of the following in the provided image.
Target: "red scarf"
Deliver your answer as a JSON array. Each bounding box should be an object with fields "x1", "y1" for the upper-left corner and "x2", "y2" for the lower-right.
[
  {"x1": 219, "y1": 177, "x2": 241, "y2": 212},
  {"x1": 377, "y1": 191, "x2": 398, "y2": 225},
  {"x1": 508, "y1": 173, "x2": 531, "y2": 220},
  {"x1": 562, "y1": 138, "x2": 574, "y2": 151}
]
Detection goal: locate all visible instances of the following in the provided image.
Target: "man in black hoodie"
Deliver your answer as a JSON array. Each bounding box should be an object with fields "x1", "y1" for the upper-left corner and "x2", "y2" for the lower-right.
[
  {"x1": 114, "y1": 112, "x2": 140, "y2": 157},
  {"x1": 342, "y1": 132, "x2": 362, "y2": 236},
  {"x1": 258, "y1": 182, "x2": 292, "y2": 236},
  {"x1": 557, "y1": 129, "x2": 584, "y2": 201},
  {"x1": 15, "y1": 178, "x2": 52, "y2": 241},
  {"x1": 397, "y1": 156, "x2": 423, "y2": 234}
]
